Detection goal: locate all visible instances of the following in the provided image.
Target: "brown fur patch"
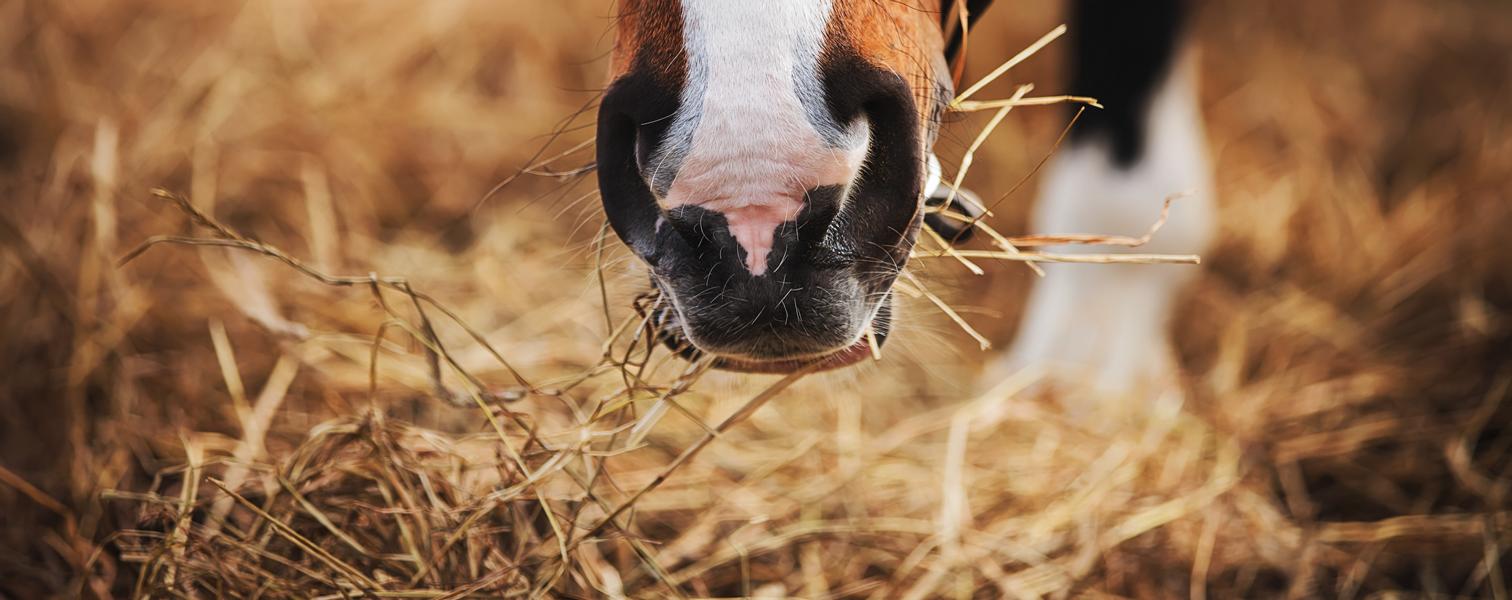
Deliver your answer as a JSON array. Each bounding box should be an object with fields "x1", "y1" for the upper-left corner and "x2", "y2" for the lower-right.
[
  {"x1": 828, "y1": 0, "x2": 951, "y2": 136},
  {"x1": 611, "y1": 0, "x2": 687, "y2": 84}
]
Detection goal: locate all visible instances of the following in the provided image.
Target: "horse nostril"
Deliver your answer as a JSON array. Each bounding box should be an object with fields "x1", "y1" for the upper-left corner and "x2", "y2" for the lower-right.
[
  {"x1": 597, "y1": 70, "x2": 684, "y2": 262},
  {"x1": 634, "y1": 128, "x2": 657, "y2": 174}
]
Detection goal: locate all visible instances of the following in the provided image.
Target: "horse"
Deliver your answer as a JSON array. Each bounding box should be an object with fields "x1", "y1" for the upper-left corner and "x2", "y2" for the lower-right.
[{"x1": 595, "y1": 0, "x2": 1212, "y2": 390}]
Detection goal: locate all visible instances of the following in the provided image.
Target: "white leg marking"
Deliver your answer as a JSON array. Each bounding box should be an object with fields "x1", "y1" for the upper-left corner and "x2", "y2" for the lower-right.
[{"x1": 1002, "y1": 55, "x2": 1215, "y2": 393}]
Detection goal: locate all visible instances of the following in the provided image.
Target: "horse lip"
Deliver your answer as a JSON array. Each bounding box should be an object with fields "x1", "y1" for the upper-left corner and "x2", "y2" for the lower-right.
[
  {"x1": 645, "y1": 277, "x2": 893, "y2": 375},
  {"x1": 653, "y1": 311, "x2": 887, "y2": 374},
  {"x1": 709, "y1": 338, "x2": 877, "y2": 373}
]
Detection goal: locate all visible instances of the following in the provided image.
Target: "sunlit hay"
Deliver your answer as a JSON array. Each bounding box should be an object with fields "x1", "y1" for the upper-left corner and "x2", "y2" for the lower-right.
[
  {"x1": 102, "y1": 19, "x2": 1206, "y2": 597},
  {"x1": 106, "y1": 187, "x2": 825, "y2": 596},
  {"x1": 100, "y1": 23, "x2": 1192, "y2": 598},
  {"x1": 913, "y1": 194, "x2": 1204, "y2": 267},
  {"x1": 3, "y1": 0, "x2": 1512, "y2": 598}
]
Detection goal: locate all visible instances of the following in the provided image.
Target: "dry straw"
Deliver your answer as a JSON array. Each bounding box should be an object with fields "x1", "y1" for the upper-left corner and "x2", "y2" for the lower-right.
[
  {"x1": 99, "y1": 23, "x2": 1220, "y2": 596},
  {"x1": 2, "y1": 1, "x2": 1510, "y2": 598}
]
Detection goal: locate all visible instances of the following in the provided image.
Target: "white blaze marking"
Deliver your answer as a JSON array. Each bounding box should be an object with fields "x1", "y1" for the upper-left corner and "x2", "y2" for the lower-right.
[{"x1": 651, "y1": 0, "x2": 868, "y2": 275}]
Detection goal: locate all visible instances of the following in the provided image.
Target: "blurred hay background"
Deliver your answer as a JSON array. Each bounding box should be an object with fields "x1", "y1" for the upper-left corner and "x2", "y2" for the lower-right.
[{"x1": 1, "y1": 0, "x2": 1510, "y2": 597}]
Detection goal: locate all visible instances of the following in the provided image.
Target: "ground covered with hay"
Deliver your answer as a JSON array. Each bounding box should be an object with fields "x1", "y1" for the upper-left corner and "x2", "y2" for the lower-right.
[{"x1": 2, "y1": 0, "x2": 1511, "y2": 597}]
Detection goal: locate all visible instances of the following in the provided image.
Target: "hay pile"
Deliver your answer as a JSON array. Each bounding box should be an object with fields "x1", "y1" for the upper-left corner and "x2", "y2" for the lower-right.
[{"x1": 1, "y1": 0, "x2": 1510, "y2": 597}]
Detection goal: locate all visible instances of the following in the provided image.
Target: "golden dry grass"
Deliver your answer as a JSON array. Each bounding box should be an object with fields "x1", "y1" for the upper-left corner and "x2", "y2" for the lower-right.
[{"x1": 1, "y1": 0, "x2": 1510, "y2": 598}]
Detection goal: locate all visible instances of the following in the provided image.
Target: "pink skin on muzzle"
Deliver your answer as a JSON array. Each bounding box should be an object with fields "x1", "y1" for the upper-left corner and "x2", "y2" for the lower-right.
[{"x1": 660, "y1": 129, "x2": 863, "y2": 275}]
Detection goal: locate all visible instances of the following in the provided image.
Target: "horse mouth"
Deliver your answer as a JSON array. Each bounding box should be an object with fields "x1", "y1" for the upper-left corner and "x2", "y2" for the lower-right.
[
  {"x1": 642, "y1": 292, "x2": 888, "y2": 374},
  {"x1": 703, "y1": 338, "x2": 878, "y2": 374}
]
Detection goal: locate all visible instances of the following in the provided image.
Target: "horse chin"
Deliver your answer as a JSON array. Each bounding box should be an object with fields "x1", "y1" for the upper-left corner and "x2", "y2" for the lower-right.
[
  {"x1": 648, "y1": 298, "x2": 885, "y2": 374},
  {"x1": 707, "y1": 339, "x2": 876, "y2": 374}
]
